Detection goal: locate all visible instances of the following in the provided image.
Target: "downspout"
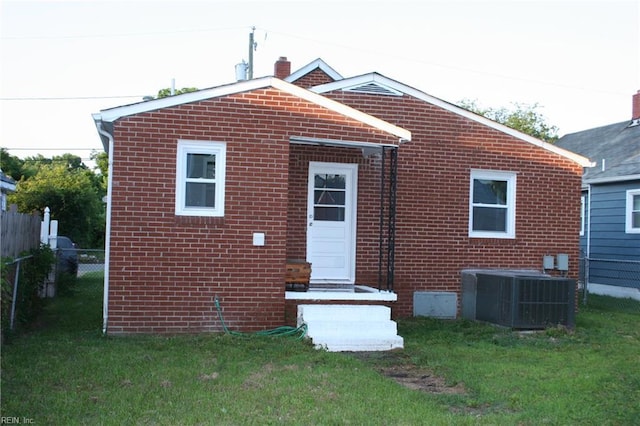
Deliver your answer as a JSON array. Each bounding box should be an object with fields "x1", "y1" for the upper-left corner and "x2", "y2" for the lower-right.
[
  {"x1": 96, "y1": 120, "x2": 114, "y2": 335},
  {"x1": 584, "y1": 183, "x2": 592, "y2": 304}
]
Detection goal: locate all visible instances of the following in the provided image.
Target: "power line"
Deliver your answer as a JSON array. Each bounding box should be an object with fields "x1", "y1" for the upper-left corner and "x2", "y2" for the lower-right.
[
  {"x1": 0, "y1": 95, "x2": 145, "y2": 101},
  {"x1": 1, "y1": 25, "x2": 248, "y2": 40},
  {"x1": 3, "y1": 148, "x2": 100, "y2": 151}
]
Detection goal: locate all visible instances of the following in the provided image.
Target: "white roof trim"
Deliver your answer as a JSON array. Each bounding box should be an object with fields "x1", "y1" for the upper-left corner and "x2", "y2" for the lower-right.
[
  {"x1": 284, "y1": 58, "x2": 343, "y2": 83},
  {"x1": 312, "y1": 73, "x2": 594, "y2": 168},
  {"x1": 93, "y1": 76, "x2": 410, "y2": 142},
  {"x1": 94, "y1": 77, "x2": 275, "y2": 123}
]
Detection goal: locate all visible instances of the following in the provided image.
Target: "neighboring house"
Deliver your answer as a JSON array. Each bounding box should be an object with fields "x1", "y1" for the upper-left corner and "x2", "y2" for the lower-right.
[
  {"x1": 92, "y1": 57, "x2": 591, "y2": 337},
  {"x1": 555, "y1": 91, "x2": 640, "y2": 301},
  {"x1": 0, "y1": 169, "x2": 17, "y2": 211}
]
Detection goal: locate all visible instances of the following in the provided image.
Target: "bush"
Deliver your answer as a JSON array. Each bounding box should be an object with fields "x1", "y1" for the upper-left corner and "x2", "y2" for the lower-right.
[{"x1": 1, "y1": 245, "x2": 55, "y2": 340}]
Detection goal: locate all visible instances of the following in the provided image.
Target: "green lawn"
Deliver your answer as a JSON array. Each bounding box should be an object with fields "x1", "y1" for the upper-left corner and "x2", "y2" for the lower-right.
[{"x1": 2, "y1": 273, "x2": 639, "y2": 425}]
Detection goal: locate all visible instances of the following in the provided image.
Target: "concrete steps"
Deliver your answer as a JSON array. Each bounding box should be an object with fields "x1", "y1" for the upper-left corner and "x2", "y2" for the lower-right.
[{"x1": 297, "y1": 304, "x2": 404, "y2": 352}]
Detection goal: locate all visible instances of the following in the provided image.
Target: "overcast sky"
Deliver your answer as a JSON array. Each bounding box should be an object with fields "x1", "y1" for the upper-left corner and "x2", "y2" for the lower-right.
[{"x1": 1, "y1": 0, "x2": 638, "y2": 168}]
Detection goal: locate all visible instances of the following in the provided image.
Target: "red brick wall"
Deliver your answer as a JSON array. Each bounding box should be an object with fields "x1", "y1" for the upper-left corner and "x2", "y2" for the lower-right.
[
  {"x1": 107, "y1": 88, "x2": 398, "y2": 334},
  {"x1": 290, "y1": 69, "x2": 337, "y2": 89},
  {"x1": 318, "y1": 91, "x2": 584, "y2": 317}
]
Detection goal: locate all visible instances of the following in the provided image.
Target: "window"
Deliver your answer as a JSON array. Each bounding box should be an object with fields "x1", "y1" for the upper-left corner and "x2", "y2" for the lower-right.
[
  {"x1": 469, "y1": 170, "x2": 516, "y2": 238},
  {"x1": 580, "y1": 195, "x2": 586, "y2": 236},
  {"x1": 626, "y1": 189, "x2": 640, "y2": 233},
  {"x1": 313, "y1": 173, "x2": 346, "y2": 221},
  {"x1": 175, "y1": 140, "x2": 226, "y2": 217}
]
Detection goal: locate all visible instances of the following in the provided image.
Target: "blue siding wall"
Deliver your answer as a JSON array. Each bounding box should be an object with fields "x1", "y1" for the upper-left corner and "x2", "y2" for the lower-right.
[{"x1": 586, "y1": 180, "x2": 640, "y2": 289}]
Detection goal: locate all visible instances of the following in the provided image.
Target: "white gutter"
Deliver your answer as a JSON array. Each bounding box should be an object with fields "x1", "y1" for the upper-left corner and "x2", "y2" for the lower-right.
[{"x1": 95, "y1": 119, "x2": 113, "y2": 335}]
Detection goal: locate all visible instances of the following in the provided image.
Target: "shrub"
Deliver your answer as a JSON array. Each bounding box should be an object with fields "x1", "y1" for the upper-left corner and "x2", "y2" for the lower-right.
[{"x1": 1, "y1": 245, "x2": 55, "y2": 340}]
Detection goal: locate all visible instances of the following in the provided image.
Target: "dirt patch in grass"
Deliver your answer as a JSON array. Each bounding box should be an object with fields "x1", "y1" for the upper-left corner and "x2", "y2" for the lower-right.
[
  {"x1": 351, "y1": 351, "x2": 466, "y2": 395},
  {"x1": 378, "y1": 364, "x2": 466, "y2": 394}
]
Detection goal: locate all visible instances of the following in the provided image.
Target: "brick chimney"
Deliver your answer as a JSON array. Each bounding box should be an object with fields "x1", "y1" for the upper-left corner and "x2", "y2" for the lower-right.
[
  {"x1": 274, "y1": 57, "x2": 291, "y2": 79},
  {"x1": 633, "y1": 90, "x2": 640, "y2": 120}
]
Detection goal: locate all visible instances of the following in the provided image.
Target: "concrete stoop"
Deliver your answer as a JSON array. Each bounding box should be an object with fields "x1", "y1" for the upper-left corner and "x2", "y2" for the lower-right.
[{"x1": 297, "y1": 304, "x2": 404, "y2": 352}]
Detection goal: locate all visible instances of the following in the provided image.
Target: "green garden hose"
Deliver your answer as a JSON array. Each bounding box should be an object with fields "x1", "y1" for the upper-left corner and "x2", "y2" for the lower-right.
[{"x1": 214, "y1": 296, "x2": 307, "y2": 340}]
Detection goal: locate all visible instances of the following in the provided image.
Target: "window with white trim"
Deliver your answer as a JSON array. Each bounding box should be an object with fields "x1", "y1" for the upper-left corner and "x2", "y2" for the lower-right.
[
  {"x1": 626, "y1": 189, "x2": 640, "y2": 233},
  {"x1": 580, "y1": 195, "x2": 586, "y2": 236},
  {"x1": 175, "y1": 140, "x2": 226, "y2": 217},
  {"x1": 469, "y1": 170, "x2": 516, "y2": 238}
]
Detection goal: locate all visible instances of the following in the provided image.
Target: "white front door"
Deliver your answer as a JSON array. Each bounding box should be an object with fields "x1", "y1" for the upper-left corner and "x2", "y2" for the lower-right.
[{"x1": 307, "y1": 162, "x2": 358, "y2": 283}]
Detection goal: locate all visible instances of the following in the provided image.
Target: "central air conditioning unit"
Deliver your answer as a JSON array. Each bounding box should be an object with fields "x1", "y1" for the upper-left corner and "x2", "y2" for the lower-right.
[{"x1": 462, "y1": 271, "x2": 576, "y2": 329}]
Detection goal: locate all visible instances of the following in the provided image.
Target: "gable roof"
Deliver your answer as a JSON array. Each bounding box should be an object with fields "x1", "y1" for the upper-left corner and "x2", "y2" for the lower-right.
[
  {"x1": 284, "y1": 58, "x2": 342, "y2": 83},
  {"x1": 310, "y1": 72, "x2": 593, "y2": 168},
  {"x1": 92, "y1": 76, "x2": 410, "y2": 151},
  {"x1": 555, "y1": 121, "x2": 640, "y2": 184}
]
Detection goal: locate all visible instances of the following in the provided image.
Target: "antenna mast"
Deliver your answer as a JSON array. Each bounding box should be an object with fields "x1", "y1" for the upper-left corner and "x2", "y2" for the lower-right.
[{"x1": 248, "y1": 26, "x2": 256, "y2": 79}]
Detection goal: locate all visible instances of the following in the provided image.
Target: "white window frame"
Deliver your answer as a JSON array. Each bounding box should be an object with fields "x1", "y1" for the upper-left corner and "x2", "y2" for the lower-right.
[
  {"x1": 580, "y1": 195, "x2": 586, "y2": 236},
  {"x1": 625, "y1": 188, "x2": 640, "y2": 234},
  {"x1": 175, "y1": 140, "x2": 226, "y2": 217},
  {"x1": 469, "y1": 170, "x2": 516, "y2": 239}
]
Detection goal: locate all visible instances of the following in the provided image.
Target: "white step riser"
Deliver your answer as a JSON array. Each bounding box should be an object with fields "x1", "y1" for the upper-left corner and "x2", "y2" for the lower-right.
[
  {"x1": 315, "y1": 337, "x2": 405, "y2": 352},
  {"x1": 298, "y1": 305, "x2": 391, "y2": 323},
  {"x1": 305, "y1": 321, "x2": 397, "y2": 337}
]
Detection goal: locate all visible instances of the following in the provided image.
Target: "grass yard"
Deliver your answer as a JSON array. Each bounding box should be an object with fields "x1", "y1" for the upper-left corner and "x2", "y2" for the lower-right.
[{"x1": 1, "y1": 273, "x2": 639, "y2": 425}]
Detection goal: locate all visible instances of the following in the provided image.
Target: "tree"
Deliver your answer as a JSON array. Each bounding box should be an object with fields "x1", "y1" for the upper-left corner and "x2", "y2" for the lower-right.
[
  {"x1": 0, "y1": 148, "x2": 24, "y2": 181},
  {"x1": 459, "y1": 100, "x2": 559, "y2": 143},
  {"x1": 91, "y1": 150, "x2": 109, "y2": 193},
  {"x1": 156, "y1": 87, "x2": 198, "y2": 99},
  {"x1": 8, "y1": 163, "x2": 104, "y2": 248}
]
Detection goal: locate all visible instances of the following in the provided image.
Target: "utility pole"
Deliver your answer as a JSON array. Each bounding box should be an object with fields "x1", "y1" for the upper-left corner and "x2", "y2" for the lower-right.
[{"x1": 248, "y1": 26, "x2": 256, "y2": 79}]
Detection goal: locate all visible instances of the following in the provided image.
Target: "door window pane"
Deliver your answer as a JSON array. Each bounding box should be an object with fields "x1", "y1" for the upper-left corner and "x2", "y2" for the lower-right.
[
  {"x1": 315, "y1": 174, "x2": 345, "y2": 189},
  {"x1": 314, "y1": 206, "x2": 346, "y2": 221},
  {"x1": 313, "y1": 173, "x2": 346, "y2": 221},
  {"x1": 315, "y1": 190, "x2": 345, "y2": 205}
]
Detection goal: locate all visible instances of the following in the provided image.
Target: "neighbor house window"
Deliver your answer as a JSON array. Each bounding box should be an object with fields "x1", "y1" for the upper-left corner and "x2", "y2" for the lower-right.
[
  {"x1": 580, "y1": 195, "x2": 586, "y2": 236},
  {"x1": 175, "y1": 140, "x2": 226, "y2": 217},
  {"x1": 469, "y1": 170, "x2": 516, "y2": 238},
  {"x1": 626, "y1": 189, "x2": 640, "y2": 233}
]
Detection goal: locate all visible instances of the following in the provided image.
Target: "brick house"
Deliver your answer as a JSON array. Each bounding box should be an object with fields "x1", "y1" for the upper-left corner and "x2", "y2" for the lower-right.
[{"x1": 93, "y1": 57, "x2": 591, "y2": 341}]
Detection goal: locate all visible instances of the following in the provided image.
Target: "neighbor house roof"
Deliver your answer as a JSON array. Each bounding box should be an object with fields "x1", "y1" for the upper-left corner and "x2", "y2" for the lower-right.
[
  {"x1": 92, "y1": 76, "x2": 410, "y2": 151},
  {"x1": 284, "y1": 58, "x2": 343, "y2": 83},
  {"x1": 555, "y1": 121, "x2": 640, "y2": 184},
  {"x1": 310, "y1": 72, "x2": 594, "y2": 168},
  {"x1": 0, "y1": 169, "x2": 16, "y2": 193}
]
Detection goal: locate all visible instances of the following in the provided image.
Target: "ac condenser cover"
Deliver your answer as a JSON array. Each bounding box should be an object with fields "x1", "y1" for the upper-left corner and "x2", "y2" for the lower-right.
[{"x1": 475, "y1": 273, "x2": 576, "y2": 329}]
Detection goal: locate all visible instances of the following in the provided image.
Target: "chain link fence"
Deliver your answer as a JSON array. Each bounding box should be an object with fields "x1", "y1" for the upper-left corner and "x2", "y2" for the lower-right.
[
  {"x1": 2, "y1": 248, "x2": 105, "y2": 337},
  {"x1": 579, "y1": 254, "x2": 640, "y2": 304}
]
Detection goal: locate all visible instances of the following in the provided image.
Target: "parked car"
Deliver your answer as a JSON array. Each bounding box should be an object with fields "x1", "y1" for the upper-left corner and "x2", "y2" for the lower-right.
[{"x1": 56, "y1": 236, "x2": 78, "y2": 276}]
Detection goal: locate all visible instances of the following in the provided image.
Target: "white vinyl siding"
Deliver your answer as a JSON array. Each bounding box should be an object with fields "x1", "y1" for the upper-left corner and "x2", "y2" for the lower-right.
[
  {"x1": 469, "y1": 170, "x2": 516, "y2": 238},
  {"x1": 175, "y1": 140, "x2": 226, "y2": 217}
]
